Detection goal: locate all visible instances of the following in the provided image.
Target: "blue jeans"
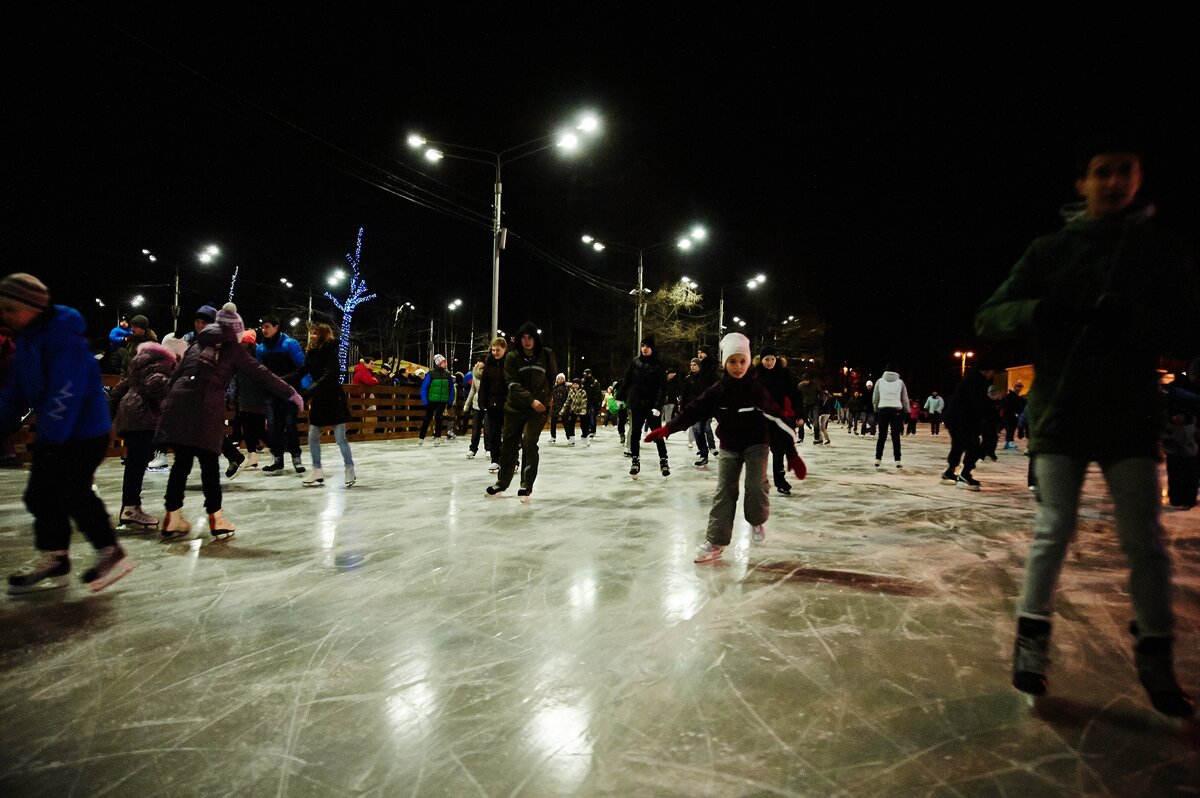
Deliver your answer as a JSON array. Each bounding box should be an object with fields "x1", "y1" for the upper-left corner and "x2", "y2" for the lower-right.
[
  {"x1": 1019, "y1": 455, "x2": 1173, "y2": 636},
  {"x1": 308, "y1": 423, "x2": 354, "y2": 469},
  {"x1": 691, "y1": 418, "x2": 712, "y2": 457}
]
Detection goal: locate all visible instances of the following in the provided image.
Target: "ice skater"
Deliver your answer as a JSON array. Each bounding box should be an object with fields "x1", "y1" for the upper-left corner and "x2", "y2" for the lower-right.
[
  {"x1": 558, "y1": 376, "x2": 588, "y2": 445},
  {"x1": 0, "y1": 273, "x2": 134, "y2": 594},
  {"x1": 618, "y1": 334, "x2": 669, "y2": 478},
  {"x1": 645, "y1": 332, "x2": 806, "y2": 563},
  {"x1": 288, "y1": 322, "x2": 356, "y2": 487},
  {"x1": 753, "y1": 345, "x2": 802, "y2": 494},
  {"x1": 418, "y1": 354, "x2": 455, "y2": 446},
  {"x1": 486, "y1": 323, "x2": 557, "y2": 501},
  {"x1": 109, "y1": 339, "x2": 178, "y2": 530},
  {"x1": 478, "y1": 337, "x2": 509, "y2": 473},
  {"x1": 976, "y1": 136, "x2": 1196, "y2": 717},
  {"x1": 157, "y1": 303, "x2": 303, "y2": 540},
  {"x1": 872, "y1": 365, "x2": 908, "y2": 468}
]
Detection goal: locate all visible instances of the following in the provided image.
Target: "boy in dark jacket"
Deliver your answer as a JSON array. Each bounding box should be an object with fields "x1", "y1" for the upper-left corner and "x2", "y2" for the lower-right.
[
  {"x1": 478, "y1": 337, "x2": 508, "y2": 472},
  {"x1": 618, "y1": 334, "x2": 668, "y2": 478},
  {"x1": 486, "y1": 323, "x2": 557, "y2": 501},
  {"x1": 646, "y1": 333, "x2": 805, "y2": 563},
  {"x1": 940, "y1": 361, "x2": 996, "y2": 490},
  {"x1": 257, "y1": 314, "x2": 307, "y2": 473},
  {"x1": 975, "y1": 138, "x2": 1197, "y2": 718},
  {"x1": 0, "y1": 274, "x2": 134, "y2": 593}
]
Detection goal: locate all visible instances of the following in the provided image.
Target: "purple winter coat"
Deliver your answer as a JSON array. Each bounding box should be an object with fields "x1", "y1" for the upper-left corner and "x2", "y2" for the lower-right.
[
  {"x1": 156, "y1": 323, "x2": 296, "y2": 453},
  {"x1": 109, "y1": 341, "x2": 176, "y2": 434}
]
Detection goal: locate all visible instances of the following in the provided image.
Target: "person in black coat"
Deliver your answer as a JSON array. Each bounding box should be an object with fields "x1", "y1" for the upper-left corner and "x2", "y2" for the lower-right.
[
  {"x1": 754, "y1": 345, "x2": 803, "y2": 494},
  {"x1": 941, "y1": 357, "x2": 997, "y2": 489},
  {"x1": 617, "y1": 334, "x2": 669, "y2": 476},
  {"x1": 288, "y1": 323, "x2": 355, "y2": 487}
]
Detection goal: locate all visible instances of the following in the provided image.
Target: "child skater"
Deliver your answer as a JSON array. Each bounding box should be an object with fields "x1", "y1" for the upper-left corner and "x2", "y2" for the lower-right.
[
  {"x1": 645, "y1": 332, "x2": 806, "y2": 563},
  {"x1": 109, "y1": 340, "x2": 178, "y2": 530}
]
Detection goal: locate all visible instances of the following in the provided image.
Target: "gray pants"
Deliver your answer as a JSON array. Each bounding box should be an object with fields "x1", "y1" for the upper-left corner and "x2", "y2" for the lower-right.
[
  {"x1": 706, "y1": 444, "x2": 770, "y2": 546},
  {"x1": 1019, "y1": 455, "x2": 1174, "y2": 636}
]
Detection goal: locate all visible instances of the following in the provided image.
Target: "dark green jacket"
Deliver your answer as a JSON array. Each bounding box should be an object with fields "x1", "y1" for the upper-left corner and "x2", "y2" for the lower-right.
[
  {"x1": 975, "y1": 203, "x2": 1200, "y2": 460},
  {"x1": 504, "y1": 325, "x2": 558, "y2": 413}
]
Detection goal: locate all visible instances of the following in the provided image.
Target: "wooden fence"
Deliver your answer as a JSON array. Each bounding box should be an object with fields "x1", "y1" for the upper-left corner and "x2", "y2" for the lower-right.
[{"x1": 10, "y1": 383, "x2": 473, "y2": 462}]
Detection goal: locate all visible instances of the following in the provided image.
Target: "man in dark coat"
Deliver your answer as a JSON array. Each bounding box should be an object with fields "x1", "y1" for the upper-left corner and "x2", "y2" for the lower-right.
[
  {"x1": 617, "y1": 334, "x2": 668, "y2": 477},
  {"x1": 486, "y1": 323, "x2": 556, "y2": 500}
]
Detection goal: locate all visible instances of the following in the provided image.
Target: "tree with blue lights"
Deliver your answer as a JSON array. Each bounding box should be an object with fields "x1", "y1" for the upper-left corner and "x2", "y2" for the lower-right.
[{"x1": 326, "y1": 228, "x2": 377, "y2": 381}]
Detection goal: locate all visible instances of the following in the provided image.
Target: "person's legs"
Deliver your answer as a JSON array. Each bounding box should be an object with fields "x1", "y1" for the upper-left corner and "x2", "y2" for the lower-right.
[
  {"x1": 809, "y1": 407, "x2": 823, "y2": 444},
  {"x1": 1018, "y1": 454, "x2": 1088, "y2": 621},
  {"x1": 266, "y1": 399, "x2": 284, "y2": 459},
  {"x1": 485, "y1": 406, "x2": 504, "y2": 460},
  {"x1": 875, "y1": 410, "x2": 888, "y2": 460},
  {"x1": 197, "y1": 452, "x2": 222, "y2": 514},
  {"x1": 433, "y1": 404, "x2": 446, "y2": 438},
  {"x1": 946, "y1": 420, "x2": 964, "y2": 470},
  {"x1": 889, "y1": 410, "x2": 902, "y2": 461},
  {"x1": 618, "y1": 408, "x2": 628, "y2": 443},
  {"x1": 470, "y1": 408, "x2": 485, "y2": 453},
  {"x1": 28, "y1": 437, "x2": 117, "y2": 551},
  {"x1": 494, "y1": 411, "x2": 526, "y2": 490},
  {"x1": 419, "y1": 405, "x2": 435, "y2": 439},
  {"x1": 742, "y1": 444, "x2": 770, "y2": 526},
  {"x1": 704, "y1": 449, "x2": 743, "y2": 546},
  {"x1": 564, "y1": 414, "x2": 575, "y2": 440},
  {"x1": 768, "y1": 426, "x2": 788, "y2": 489},
  {"x1": 629, "y1": 407, "x2": 648, "y2": 458},
  {"x1": 333, "y1": 423, "x2": 353, "y2": 466},
  {"x1": 243, "y1": 412, "x2": 266, "y2": 453},
  {"x1": 308, "y1": 424, "x2": 323, "y2": 469},
  {"x1": 704, "y1": 418, "x2": 715, "y2": 450},
  {"x1": 1103, "y1": 457, "x2": 1174, "y2": 637},
  {"x1": 121, "y1": 430, "x2": 156, "y2": 507},
  {"x1": 549, "y1": 410, "x2": 559, "y2": 440},
  {"x1": 282, "y1": 401, "x2": 301, "y2": 457},
  {"x1": 518, "y1": 412, "x2": 546, "y2": 490},
  {"x1": 165, "y1": 446, "x2": 197, "y2": 512},
  {"x1": 931, "y1": 415, "x2": 941, "y2": 435}
]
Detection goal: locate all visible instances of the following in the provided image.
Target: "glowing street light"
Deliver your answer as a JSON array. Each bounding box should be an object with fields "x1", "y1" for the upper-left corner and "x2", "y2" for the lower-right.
[
  {"x1": 407, "y1": 110, "x2": 601, "y2": 339},
  {"x1": 131, "y1": 294, "x2": 145, "y2": 308},
  {"x1": 953, "y1": 350, "x2": 975, "y2": 376}
]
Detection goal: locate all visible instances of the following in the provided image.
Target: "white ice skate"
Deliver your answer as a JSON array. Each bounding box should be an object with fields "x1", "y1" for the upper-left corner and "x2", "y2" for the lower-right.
[{"x1": 118, "y1": 505, "x2": 159, "y2": 531}]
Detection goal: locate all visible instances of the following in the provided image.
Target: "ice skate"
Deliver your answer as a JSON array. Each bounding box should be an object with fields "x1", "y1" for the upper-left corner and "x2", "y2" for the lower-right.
[
  {"x1": 344, "y1": 465, "x2": 356, "y2": 487},
  {"x1": 303, "y1": 467, "x2": 325, "y2": 486},
  {"x1": 82, "y1": 545, "x2": 134, "y2": 593},
  {"x1": 895, "y1": 460, "x2": 902, "y2": 469},
  {"x1": 585, "y1": 437, "x2": 592, "y2": 447},
  {"x1": 466, "y1": 451, "x2": 476, "y2": 459},
  {"x1": 225, "y1": 455, "x2": 245, "y2": 479},
  {"x1": 751, "y1": 524, "x2": 766, "y2": 543},
  {"x1": 957, "y1": 473, "x2": 981, "y2": 491},
  {"x1": 160, "y1": 509, "x2": 193, "y2": 541},
  {"x1": 549, "y1": 437, "x2": 556, "y2": 445},
  {"x1": 7, "y1": 552, "x2": 70, "y2": 594},
  {"x1": 518, "y1": 487, "x2": 532, "y2": 504},
  {"x1": 940, "y1": 470, "x2": 958, "y2": 485},
  {"x1": 208, "y1": 510, "x2": 236, "y2": 540},
  {"x1": 630, "y1": 456, "x2": 640, "y2": 480},
  {"x1": 485, "y1": 484, "x2": 505, "y2": 498},
  {"x1": 418, "y1": 439, "x2": 425, "y2": 446},
  {"x1": 434, "y1": 437, "x2": 442, "y2": 447},
  {"x1": 263, "y1": 457, "x2": 285, "y2": 473},
  {"x1": 567, "y1": 438, "x2": 575, "y2": 446},
  {"x1": 620, "y1": 433, "x2": 626, "y2": 446},
  {"x1": 118, "y1": 505, "x2": 159, "y2": 531},
  {"x1": 1131, "y1": 622, "x2": 1196, "y2": 718},
  {"x1": 146, "y1": 452, "x2": 168, "y2": 471},
  {"x1": 292, "y1": 454, "x2": 306, "y2": 473},
  {"x1": 660, "y1": 458, "x2": 670, "y2": 477},
  {"x1": 695, "y1": 455, "x2": 709, "y2": 469},
  {"x1": 874, "y1": 459, "x2": 881, "y2": 468},
  {"x1": 1012, "y1": 617, "x2": 1051, "y2": 697},
  {"x1": 693, "y1": 541, "x2": 724, "y2": 564},
  {"x1": 246, "y1": 452, "x2": 259, "y2": 469},
  {"x1": 488, "y1": 462, "x2": 500, "y2": 473},
  {"x1": 775, "y1": 476, "x2": 792, "y2": 496}
]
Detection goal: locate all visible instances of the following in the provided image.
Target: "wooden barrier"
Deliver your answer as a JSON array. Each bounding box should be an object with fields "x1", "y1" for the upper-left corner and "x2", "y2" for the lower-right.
[{"x1": 10, "y1": 384, "x2": 473, "y2": 462}]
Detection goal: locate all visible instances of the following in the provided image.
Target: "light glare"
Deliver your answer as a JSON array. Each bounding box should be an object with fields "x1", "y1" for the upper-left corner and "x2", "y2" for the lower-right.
[
  {"x1": 406, "y1": 134, "x2": 426, "y2": 148},
  {"x1": 556, "y1": 132, "x2": 579, "y2": 150},
  {"x1": 581, "y1": 235, "x2": 593, "y2": 244},
  {"x1": 677, "y1": 238, "x2": 692, "y2": 250},
  {"x1": 593, "y1": 242, "x2": 605, "y2": 251},
  {"x1": 577, "y1": 114, "x2": 599, "y2": 133},
  {"x1": 425, "y1": 148, "x2": 444, "y2": 161},
  {"x1": 690, "y1": 226, "x2": 707, "y2": 240}
]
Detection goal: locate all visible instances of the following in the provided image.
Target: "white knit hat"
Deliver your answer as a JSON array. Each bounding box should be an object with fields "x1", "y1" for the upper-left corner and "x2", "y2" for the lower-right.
[
  {"x1": 719, "y1": 332, "x2": 751, "y2": 365},
  {"x1": 216, "y1": 302, "x2": 244, "y2": 336},
  {"x1": 433, "y1": 354, "x2": 447, "y2": 367}
]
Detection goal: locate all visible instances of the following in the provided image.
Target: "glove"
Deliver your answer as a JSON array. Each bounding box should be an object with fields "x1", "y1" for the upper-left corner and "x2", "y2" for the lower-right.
[
  {"x1": 651, "y1": 408, "x2": 661, "y2": 417},
  {"x1": 290, "y1": 392, "x2": 305, "y2": 413},
  {"x1": 787, "y1": 454, "x2": 807, "y2": 480},
  {"x1": 644, "y1": 426, "x2": 670, "y2": 443}
]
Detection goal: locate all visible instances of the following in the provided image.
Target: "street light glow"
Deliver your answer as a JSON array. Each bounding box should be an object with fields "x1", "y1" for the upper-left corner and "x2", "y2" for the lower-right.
[
  {"x1": 690, "y1": 226, "x2": 707, "y2": 240},
  {"x1": 556, "y1": 132, "x2": 580, "y2": 150},
  {"x1": 131, "y1": 295, "x2": 144, "y2": 307},
  {"x1": 406, "y1": 133, "x2": 427, "y2": 148},
  {"x1": 141, "y1": 249, "x2": 150, "y2": 255},
  {"x1": 148, "y1": 255, "x2": 157, "y2": 263},
  {"x1": 577, "y1": 114, "x2": 599, "y2": 133},
  {"x1": 593, "y1": 242, "x2": 605, "y2": 251},
  {"x1": 581, "y1": 235, "x2": 594, "y2": 244},
  {"x1": 677, "y1": 238, "x2": 693, "y2": 250},
  {"x1": 424, "y1": 148, "x2": 444, "y2": 161},
  {"x1": 290, "y1": 317, "x2": 300, "y2": 327},
  {"x1": 205, "y1": 245, "x2": 220, "y2": 257}
]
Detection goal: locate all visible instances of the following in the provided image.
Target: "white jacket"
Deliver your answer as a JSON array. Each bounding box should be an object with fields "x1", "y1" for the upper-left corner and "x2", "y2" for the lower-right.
[{"x1": 872, "y1": 371, "x2": 909, "y2": 411}]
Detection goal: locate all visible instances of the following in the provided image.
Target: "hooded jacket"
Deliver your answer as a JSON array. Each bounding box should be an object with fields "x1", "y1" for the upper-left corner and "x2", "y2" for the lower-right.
[
  {"x1": 975, "y1": 201, "x2": 1200, "y2": 459},
  {"x1": 480, "y1": 353, "x2": 508, "y2": 410},
  {"x1": 618, "y1": 349, "x2": 665, "y2": 410},
  {"x1": 109, "y1": 341, "x2": 177, "y2": 433},
  {"x1": 0, "y1": 306, "x2": 112, "y2": 443},
  {"x1": 872, "y1": 371, "x2": 909, "y2": 411},
  {"x1": 420, "y1": 365, "x2": 455, "y2": 405},
  {"x1": 504, "y1": 322, "x2": 557, "y2": 412},
  {"x1": 666, "y1": 371, "x2": 796, "y2": 454}
]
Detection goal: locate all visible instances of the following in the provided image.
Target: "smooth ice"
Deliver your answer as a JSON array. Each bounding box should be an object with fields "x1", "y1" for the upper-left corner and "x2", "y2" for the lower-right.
[{"x1": 0, "y1": 428, "x2": 1197, "y2": 796}]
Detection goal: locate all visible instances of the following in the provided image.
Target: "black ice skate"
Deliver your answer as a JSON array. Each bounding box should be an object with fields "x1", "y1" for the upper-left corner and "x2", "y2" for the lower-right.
[
  {"x1": 630, "y1": 457, "x2": 640, "y2": 480},
  {"x1": 695, "y1": 455, "x2": 709, "y2": 469},
  {"x1": 1012, "y1": 617, "x2": 1051, "y2": 697},
  {"x1": 7, "y1": 553, "x2": 70, "y2": 595},
  {"x1": 1131, "y1": 622, "x2": 1196, "y2": 718},
  {"x1": 660, "y1": 458, "x2": 670, "y2": 477}
]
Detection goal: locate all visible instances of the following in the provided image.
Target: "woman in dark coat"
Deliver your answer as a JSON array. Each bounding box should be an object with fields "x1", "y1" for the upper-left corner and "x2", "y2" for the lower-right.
[
  {"x1": 753, "y1": 345, "x2": 802, "y2": 495},
  {"x1": 288, "y1": 322, "x2": 355, "y2": 487},
  {"x1": 109, "y1": 340, "x2": 177, "y2": 529},
  {"x1": 156, "y1": 303, "x2": 301, "y2": 539}
]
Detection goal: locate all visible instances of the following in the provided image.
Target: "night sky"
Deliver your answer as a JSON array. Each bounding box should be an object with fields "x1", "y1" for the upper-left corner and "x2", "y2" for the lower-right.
[{"x1": 6, "y1": 6, "x2": 1199, "y2": 393}]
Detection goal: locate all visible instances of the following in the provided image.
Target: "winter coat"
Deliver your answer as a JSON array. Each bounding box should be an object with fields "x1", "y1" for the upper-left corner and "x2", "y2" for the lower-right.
[
  {"x1": 872, "y1": 371, "x2": 909, "y2": 411},
  {"x1": 1001, "y1": 389, "x2": 1026, "y2": 421},
  {"x1": 582, "y1": 375, "x2": 603, "y2": 409},
  {"x1": 754, "y1": 362, "x2": 802, "y2": 419},
  {"x1": 465, "y1": 363, "x2": 485, "y2": 411},
  {"x1": 944, "y1": 370, "x2": 993, "y2": 430},
  {"x1": 924, "y1": 394, "x2": 945, "y2": 415},
  {"x1": 661, "y1": 376, "x2": 682, "y2": 407},
  {"x1": 504, "y1": 323, "x2": 557, "y2": 413},
  {"x1": 666, "y1": 372, "x2": 796, "y2": 454},
  {"x1": 157, "y1": 323, "x2": 296, "y2": 453},
  {"x1": 618, "y1": 353, "x2": 665, "y2": 411},
  {"x1": 0, "y1": 306, "x2": 112, "y2": 443},
  {"x1": 560, "y1": 385, "x2": 588, "y2": 417},
  {"x1": 681, "y1": 372, "x2": 707, "y2": 407},
  {"x1": 976, "y1": 202, "x2": 1200, "y2": 460},
  {"x1": 420, "y1": 366, "x2": 455, "y2": 405},
  {"x1": 257, "y1": 331, "x2": 306, "y2": 387},
  {"x1": 352, "y1": 361, "x2": 379, "y2": 386},
  {"x1": 551, "y1": 381, "x2": 569, "y2": 411},
  {"x1": 289, "y1": 341, "x2": 350, "y2": 427},
  {"x1": 109, "y1": 341, "x2": 176, "y2": 433},
  {"x1": 479, "y1": 355, "x2": 508, "y2": 410}
]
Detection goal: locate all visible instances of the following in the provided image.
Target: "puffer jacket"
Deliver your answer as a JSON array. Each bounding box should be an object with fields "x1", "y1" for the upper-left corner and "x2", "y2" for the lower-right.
[
  {"x1": 109, "y1": 341, "x2": 177, "y2": 433},
  {"x1": 560, "y1": 385, "x2": 588, "y2": 417}
]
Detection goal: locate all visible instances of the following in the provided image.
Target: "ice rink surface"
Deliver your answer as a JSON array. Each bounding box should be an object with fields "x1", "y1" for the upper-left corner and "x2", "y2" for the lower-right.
[{"x1": 0, "y1": 425, "x2": 1197, "y2": 796}]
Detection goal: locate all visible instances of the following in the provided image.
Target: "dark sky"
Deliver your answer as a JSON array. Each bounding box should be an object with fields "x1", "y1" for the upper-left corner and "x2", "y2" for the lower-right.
[{"x1": 5, "y1": 5, "x2": 1199, "y2": 391}]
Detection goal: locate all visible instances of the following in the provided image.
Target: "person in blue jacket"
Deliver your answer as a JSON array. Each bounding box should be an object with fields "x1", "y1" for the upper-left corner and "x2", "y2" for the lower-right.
[
  {"x1": 0, "y1": 273, "x2": 134, "y2": 594},
  {"x1": 256, "y1": 314, "x2": 307, "y2": 473},
  {"x1": 418, "y1": 354, "x2": 455, "y2": 445}
]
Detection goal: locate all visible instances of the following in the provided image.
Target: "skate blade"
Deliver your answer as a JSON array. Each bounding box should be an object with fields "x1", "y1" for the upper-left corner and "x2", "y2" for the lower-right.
[
  {"x1": 88, "y1": 560, "x2": 135, "y2": 593},
  {"x1": 210, "y1": 531, "x2": 235, "y2": 542},
  {"x1": 7, "y1": 575, "x2": 69, "y2": 595},
  {"x1": 117, "y1": 522, "x2": 159, "y2": 533},
  {"x1": 302, "y1": 481, "x2": 325, "y2": 487}
]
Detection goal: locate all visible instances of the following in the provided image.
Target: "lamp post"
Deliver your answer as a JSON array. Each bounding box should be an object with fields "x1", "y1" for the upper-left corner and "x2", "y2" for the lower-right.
[
  {"x1": 142, "y1": 244, "x2": 220, "y2": 336},
  {"x1": 582, "y1": 225, "x2": 706, "y2": 354},
  {"x1": 407, "y1": 112, "x2": 600, "y2": 340},
  {"x1": 954, "y1": 350, "x2": 975, "y2": 376},
  {"x1": 717, "y1": 273, "x2": 765, "y2": 337}
]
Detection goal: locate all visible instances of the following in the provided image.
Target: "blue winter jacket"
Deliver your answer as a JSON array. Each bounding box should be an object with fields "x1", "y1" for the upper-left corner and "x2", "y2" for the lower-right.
[
  {"x1": 0, "y1": 306, "x2": 112, "y2": 443},
  {"x1": 256, "y1": 332, "x2": 310, "y2": 390}
]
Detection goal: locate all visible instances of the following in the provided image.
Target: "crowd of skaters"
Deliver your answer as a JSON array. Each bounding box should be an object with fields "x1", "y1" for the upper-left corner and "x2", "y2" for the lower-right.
[{"x1": 0, "y1": 139, "x2": 1196, "y2": 720}]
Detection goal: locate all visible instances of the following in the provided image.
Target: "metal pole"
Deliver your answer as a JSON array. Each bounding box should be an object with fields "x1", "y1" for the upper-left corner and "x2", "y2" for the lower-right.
[
  {"x1": 491, "y1": 164, "x2": 502, "y2": 338},
  {"x1": 636, "y1": 249, "x2": 644, "y2": 354},
  {"x1": 428, "y1": 319, "x2": 434, "y2": 368}
]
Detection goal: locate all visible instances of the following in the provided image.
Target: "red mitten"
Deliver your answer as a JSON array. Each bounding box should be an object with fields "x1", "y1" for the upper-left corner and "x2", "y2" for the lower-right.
[
  {"x1": 787, "y1": 454, "x2": 807, "y2": 480},
  {"x1": 644, "y1": 426, "x2": 670, "y2": 443}
]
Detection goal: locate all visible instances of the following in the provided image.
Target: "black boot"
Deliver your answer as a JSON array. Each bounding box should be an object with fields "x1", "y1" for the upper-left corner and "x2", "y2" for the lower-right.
[
  {"x1": 1131, "y1": 622, "x2": 1195, "y2": 718},
  {"x1": 1012, "y1": 617, "x2": 1051, "y2": 696},
  {"x1": 660, "y1": 457, "x2": 670, "y2": 477},
  {"x1": 629, "y1": 457, "x2": 640, "y2": 478},
  {"x1": 774, "y1": 471, "x2": 791, "y2": 495}
]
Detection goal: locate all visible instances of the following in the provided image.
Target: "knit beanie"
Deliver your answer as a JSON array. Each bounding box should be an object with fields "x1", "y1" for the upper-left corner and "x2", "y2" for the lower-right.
[
  {"x1": 195, "y1": 304, "x2": 218, "y2": 323},
  {"x1": 129, "y1": 314, "x2": 150, "y2": 331},
  {"x1": 0, "y1": 273, "x2": 50, "y2": 311},
  {"x1": 759, "y1": 344, "x2": 778, "y2": 358},
  {"x1": 719, "y1": 332, "x2": 751, "y2": 365},
  {"x1": 690, "y1": 357, "x2": 702, "y2": 368},
  {"x1": 160, "y1": 333, "x2": 189, "y2": 359},
  {"x1": 640, "y1": 334, "x2": 656, "y2": 351},
  {"x1": 433, "y1": 354, "x2": 447, "y2": 368},
  {"x1": 241, "y1": 330, "x2": 257, "y2": 345},
  {"x1": 216, "y1": 302, "x2": 244, "y2": 336}
]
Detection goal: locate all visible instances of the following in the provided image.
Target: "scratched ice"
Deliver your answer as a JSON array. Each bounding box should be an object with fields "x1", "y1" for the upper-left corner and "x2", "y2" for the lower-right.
[{"x1": 0, "y1": 428, "x2": 1196, "y2": 795}]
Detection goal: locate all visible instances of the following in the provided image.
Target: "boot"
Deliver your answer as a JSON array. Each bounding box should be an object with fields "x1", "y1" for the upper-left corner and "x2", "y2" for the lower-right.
[
  {"x1": 118, "y1": 505, "x2": 159, "y2": 530},
  {"x1": 208, "y1": 510, "x2": 236, "y2": 540},
  {"x1": 660, "y1": 457, "x2": 670, "y2": 477},
  {"x1": 303, "y1": 467, "x2": 326, "y2": 486},
  {"x1": 247, "y1": 451, "x2": 259, "y2": 469},
  {"x1": 774, "y1": 472, "x2": 792, "y2": 496},
  {"x1": 1131, "y1": 622, "x2": 1195, "y2": 718},
  {"x1": 1012, "y1": 617, "x2": 1051, "y2": 696},
  {"x1": 291, "y1": 454, "x2": 306, "y2": 474},
  {"x1": 629, "y1": 456, "x2": 640, "y2": 479},
  {"x1": 161, "y1": 509, "x2": 193, "y2": 540},
  {"x1": 263, "y1": 457, "x2": 285, "y2": 473}
]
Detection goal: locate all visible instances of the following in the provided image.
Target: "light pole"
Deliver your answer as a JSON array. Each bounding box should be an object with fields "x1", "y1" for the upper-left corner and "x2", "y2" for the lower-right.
[
  {"x1": 407, "y1": 112, "x2": 600, "y2": 340},
  {"x1": 954, "y1": 350, "x2": 975, "y2": 376},
  {"x1": 582, "y1": 225, "x2": 706, "y2": 354},
  {"x1": 142, "y1": 244, "x2": 220, "y2": 335},
  {"x1": 716, "y1": 273, "x2": 765, "y2": 337}
]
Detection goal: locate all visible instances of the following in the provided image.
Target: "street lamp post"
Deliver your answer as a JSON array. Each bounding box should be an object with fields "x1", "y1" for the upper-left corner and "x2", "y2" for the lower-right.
[
  {"x1": 954, "y1": 350, "x2": 975, "y2": 376},
  {"x1": 408, "y1": 112, "x2": 599, "y2": 340},
  {"x1": 143, "y1": 244, "x2": 220, "y2": 336},
  {"x1": 582, "y1": 226, "x2": 706, "y2": 354},
  {"x1": 717, "y1": 273, "x2": 765, "y2": 337}
]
